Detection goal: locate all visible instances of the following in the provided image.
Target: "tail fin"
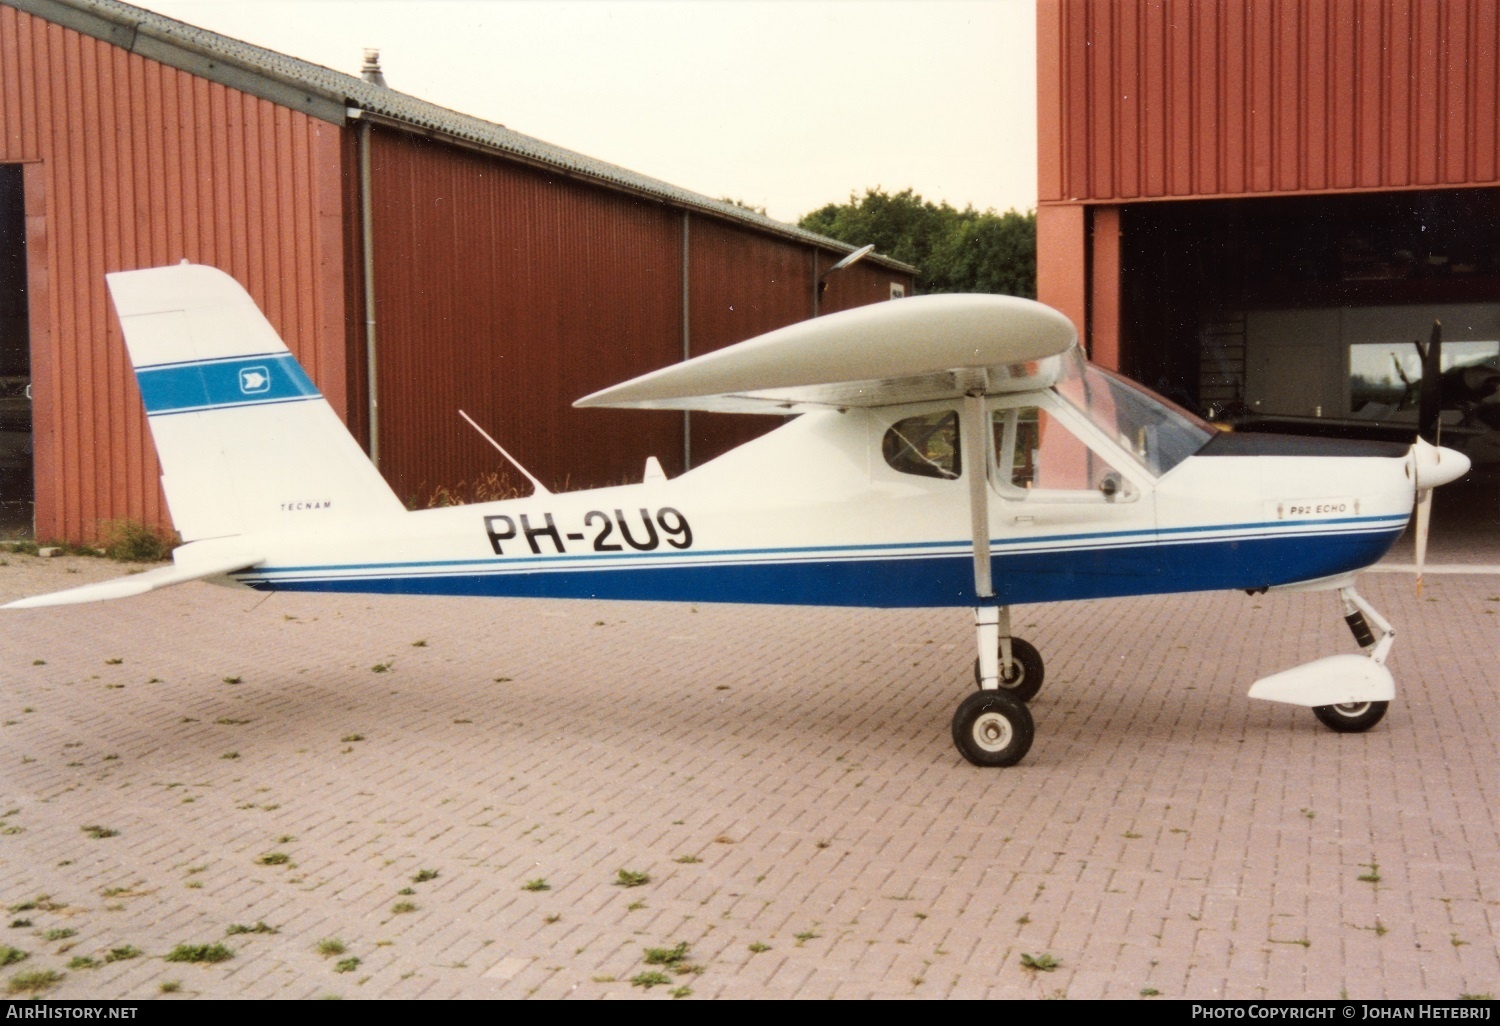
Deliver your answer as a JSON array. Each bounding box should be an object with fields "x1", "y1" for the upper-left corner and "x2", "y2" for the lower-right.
[{"x1": 107, "y1": 263, "x2": 403, "y2": 541}]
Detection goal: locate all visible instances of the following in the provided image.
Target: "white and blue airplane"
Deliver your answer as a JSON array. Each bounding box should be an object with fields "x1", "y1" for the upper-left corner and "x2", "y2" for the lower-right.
[{"x1": 4, "y1": 264, "x2": 1471, "y2": 766}]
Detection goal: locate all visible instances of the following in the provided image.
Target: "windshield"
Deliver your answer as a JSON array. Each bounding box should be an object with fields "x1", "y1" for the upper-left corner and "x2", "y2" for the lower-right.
[{"x1": 1053, "y1": 351, "x2": 1214, "y2": 476}]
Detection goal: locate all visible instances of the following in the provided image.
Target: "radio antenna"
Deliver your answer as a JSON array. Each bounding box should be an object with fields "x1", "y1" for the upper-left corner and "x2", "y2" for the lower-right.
[{"x1": 458, "y1": 409, "x2": 551, "y2": 496}]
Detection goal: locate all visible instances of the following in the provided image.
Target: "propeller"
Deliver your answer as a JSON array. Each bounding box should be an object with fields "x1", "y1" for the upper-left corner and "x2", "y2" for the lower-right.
[
  {"x1": 1408, "y1": 321, "x2": 1485, "y2": 595},
  {"x1": 1414, "y1": 321, "x2": 1443, "y2": 444},
  {"x1": 1408, "y1": 320, "x2": 1471, "y2": 595},
  {"x1": 1413, "y1": 460, "x2": 1433, "y2": 596}
]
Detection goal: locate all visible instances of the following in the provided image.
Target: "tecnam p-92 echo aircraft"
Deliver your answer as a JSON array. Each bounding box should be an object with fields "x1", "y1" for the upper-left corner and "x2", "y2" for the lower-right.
[{"x1": 4, "y1": 264, "x2": 1470, "y2": 766}]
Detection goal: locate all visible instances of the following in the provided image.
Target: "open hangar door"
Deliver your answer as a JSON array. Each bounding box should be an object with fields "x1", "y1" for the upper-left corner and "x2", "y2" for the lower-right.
[
  {"x1": 0, "y1": 165, "x2": 29, "y2": 538},
  {"x1": 1118, "y1": 187, "x2": 1500, "y2": 552}
]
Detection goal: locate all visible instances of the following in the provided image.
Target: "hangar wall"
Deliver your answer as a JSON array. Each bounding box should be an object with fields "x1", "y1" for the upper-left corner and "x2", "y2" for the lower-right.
[
  {"x1": 0, "y1": 3, "x2": 347, "y2": 541},
  {"x1": 1040, "y1": 0, "x2": 1500, "y2": 206},
  {"x1": 366, "y1": 128, "x2": 686, "y2": 502},
  {"x1": 366, "y1": 130, "x2": 911, "y2": 503}
]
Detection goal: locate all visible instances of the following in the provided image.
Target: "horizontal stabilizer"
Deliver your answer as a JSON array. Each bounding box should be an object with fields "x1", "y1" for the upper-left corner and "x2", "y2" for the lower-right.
[
  {"x1": 575, "y1": 294, "x2": 1077, "y2": 414},
  {"x1": 3, "y1": 543, "x2": 262, "y2": 610}
]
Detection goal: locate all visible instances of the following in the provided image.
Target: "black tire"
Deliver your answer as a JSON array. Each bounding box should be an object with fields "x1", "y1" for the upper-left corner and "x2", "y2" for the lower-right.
[
  {"x1": 1313, "y1": 700, "x2": 1389, "y2": 733},
  {"x1": 971, "y1": 637, "x2": 1045, "y2": 702},
  {"x1": 951, "y1": 690, "x2": 1035, "y2": 767}
]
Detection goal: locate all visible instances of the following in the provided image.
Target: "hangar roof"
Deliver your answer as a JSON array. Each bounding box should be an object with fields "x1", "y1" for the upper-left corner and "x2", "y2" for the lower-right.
[{"x1": 11, "y1": 0, "x2": 915, "y2": 272}]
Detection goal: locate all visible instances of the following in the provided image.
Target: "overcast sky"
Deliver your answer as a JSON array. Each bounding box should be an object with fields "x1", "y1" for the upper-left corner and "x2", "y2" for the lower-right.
[{"x1": 128, "y1": 0, "x2": 1039, "y2": 225}]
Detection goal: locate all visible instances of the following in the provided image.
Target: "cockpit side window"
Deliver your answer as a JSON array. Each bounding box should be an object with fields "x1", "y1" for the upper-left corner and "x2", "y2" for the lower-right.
[
  {"x1": 882, "y1": 410, "x2": 961, "y2": 480},
  {"x1": 991, "y1": 403, "x2": 1137, "y2": 502}
]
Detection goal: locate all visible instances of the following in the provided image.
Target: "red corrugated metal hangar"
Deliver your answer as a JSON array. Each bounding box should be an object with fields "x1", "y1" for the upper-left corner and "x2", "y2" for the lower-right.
[
  {"x1": 1037, "y1": 0, "x2": 1500, "y2": 478},
  {"x1": 0, "y1": 0, "x2": 915, "y2": 543}
]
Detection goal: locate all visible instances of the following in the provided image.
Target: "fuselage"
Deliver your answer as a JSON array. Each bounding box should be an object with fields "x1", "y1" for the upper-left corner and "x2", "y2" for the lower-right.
[{"x1": 236, "y1": 367, "x2": 1417, "y2": 609}]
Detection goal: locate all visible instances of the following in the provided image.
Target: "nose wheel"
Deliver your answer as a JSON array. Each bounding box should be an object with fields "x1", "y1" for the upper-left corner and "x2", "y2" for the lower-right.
[{"x1": 1313, "y1": 700, "x2": 1389, "y2": 733}]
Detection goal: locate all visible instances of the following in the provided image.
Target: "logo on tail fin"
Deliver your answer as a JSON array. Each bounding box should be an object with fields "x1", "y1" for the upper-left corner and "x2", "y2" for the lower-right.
[{"x1": 239, "y1": 366, "x2": 270, "y2": 394}]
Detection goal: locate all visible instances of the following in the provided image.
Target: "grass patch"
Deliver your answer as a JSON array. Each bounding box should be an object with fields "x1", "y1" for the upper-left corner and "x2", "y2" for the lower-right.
[
  {"x1": 316, "y1": 939, "x2": 346, "y2": 957},
  {"x1": 674, "y1": 855, "x2": 701, "y2": 864},
  {"x1": 1357, "y1": 862, "x2": 1382, "y2": 884},
  {"x1": 334, "y1": 957, "x2": 360, "y2": 974},
  {"x1": 164, "y1": 943, "x2": 233, "y2": 964},
  {"x1": 643, "y1": 942, "x2": 691, "y2": 968},
  {"x1": 255, "y1": 852, "x2": 290, "y2": 866},
  {"x1": 99, "y1": 520, "x2": 175, "y2": 562},
  {"x1": 7, "y1": 969, "x2": 61, "y2": 994},
  {"x1": 391, "y1": 902, "x2": 417, "y2": 914},
  {"x1": 630, "y1": 970, "x2": 671, "y2": 989},
  {"x1": 67, "y1": 956, "x2": 99, "y2": 970},
  {"x1": 81, "y1": 824, "x2": 118, "y2": 839},
  {"x1": 614, "y1": 869, "x2": 649, "y2": 888},
  {"x1": 41, "y1": 928, "x2": 74, "y2": 942},
  {"x1": 104, "y1": 946, "x2": 139, "y2": 963},
  {"x1": 0, "y1": 946, "x2": 28, "y2": 966},
  {"x1": 412, "y1": 869, "x2": 439, "y2": 883},
  {"x1": 1021, "y1": 952, "x2": 1060, "y2": 972},
  {"x1": 159, "y1": 981, "x2": 181, "y2": 994},
  {"x1": 225, "y1": 921, "x2": 278, "y2": 937},
  {"x1": 521, "y1": 878, "x2": 550, "y2": 892},
  {"x1": 748, "y1": 942, "x2": 770, "y2": 953}
]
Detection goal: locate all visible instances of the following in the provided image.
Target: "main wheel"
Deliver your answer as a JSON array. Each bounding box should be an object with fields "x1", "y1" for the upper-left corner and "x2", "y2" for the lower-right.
[
  {"x1": 1313, "y1": 700, "x2": 1389, "y2": 733},
  {"x1": 952, "y1": 690, "x2": 1035, "y2": 767},
  {"x1": 971, "y1": 637, "x2": 1045, "y2": 702}
]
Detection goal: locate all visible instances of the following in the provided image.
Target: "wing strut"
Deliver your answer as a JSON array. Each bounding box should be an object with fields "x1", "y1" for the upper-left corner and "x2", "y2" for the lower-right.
[
  {"x1": 962, "y1": 393, "x2": 1004, "y2": 688},
  {"x1": 963, "y1": 393, "x2": 994, "y2": 601}
]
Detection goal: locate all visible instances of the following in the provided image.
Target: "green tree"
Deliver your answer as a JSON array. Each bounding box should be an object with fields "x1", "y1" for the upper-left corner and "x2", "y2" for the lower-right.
[{"x1": 799, "y1": 188, "x2": 1036, "y2": 297}]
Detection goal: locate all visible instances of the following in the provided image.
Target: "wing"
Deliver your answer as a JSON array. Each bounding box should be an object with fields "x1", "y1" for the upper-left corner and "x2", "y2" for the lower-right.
[{"x1": 574, "y1": 294, "x2": 1077, "y2": 414}]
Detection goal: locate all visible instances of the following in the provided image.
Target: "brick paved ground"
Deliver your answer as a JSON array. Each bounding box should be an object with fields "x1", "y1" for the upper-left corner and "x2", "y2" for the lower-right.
[{"x1": 0, "y1": 511, "x2": 1496, "y2": 1000}]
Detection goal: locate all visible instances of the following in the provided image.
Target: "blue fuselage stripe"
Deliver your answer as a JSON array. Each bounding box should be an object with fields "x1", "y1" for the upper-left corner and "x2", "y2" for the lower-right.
[
  {"x1": 136, "y1": 352, "x2": 320, "y2": 416},
  {"x1": 243, "y1": 526, "x2": 1404, "y2": 608}
]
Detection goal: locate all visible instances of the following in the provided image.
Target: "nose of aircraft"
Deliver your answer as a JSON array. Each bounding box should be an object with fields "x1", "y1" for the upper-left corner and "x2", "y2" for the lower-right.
[{"x1": 1412, "y1": 437, "x2": 1472, "y2": 490}]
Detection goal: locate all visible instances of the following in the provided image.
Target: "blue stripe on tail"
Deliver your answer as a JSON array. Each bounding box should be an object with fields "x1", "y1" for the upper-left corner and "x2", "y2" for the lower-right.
[{"x1": 135, "y1": 352, "x2": 320, "y2": 416}]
